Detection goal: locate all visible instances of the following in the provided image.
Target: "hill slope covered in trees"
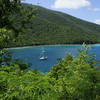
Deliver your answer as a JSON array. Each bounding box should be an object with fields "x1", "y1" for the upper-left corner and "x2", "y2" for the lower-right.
[
  {"x1": 3, "y1": 4, "x2": 100, "y2": 47},
  {"x1": 0, "y1": 1, "x2": 100, "y2": 99}
]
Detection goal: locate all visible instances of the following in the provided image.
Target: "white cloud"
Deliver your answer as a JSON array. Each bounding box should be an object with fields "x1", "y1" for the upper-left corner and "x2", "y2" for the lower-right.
[
  {"x1": 88, "y1": 8, "x2": 100, "y2": 11},
  {"x1": 52, "y1": 0, "x2": 91, "y2": 9},
  {"x1": 94, "y1": 19, "x2": 100, "y2": 25}
]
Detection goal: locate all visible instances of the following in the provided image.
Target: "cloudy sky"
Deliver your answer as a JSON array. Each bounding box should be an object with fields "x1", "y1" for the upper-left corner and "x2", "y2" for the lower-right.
[{"x1": 23, "y1": 0, "x2": 100, "y2": 25}]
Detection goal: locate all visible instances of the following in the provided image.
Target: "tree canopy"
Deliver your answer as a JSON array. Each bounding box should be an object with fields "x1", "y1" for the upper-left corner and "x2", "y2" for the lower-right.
[
  {"x1": 0, "y1": 46, "x2": 100, "y2": 100},
  {"x1": 0, "y1": 1, "x2": 100, "y2": 100}
]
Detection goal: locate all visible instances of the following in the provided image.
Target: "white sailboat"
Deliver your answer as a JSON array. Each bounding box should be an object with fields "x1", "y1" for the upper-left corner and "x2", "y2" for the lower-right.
[
  {"x1": 39, "y1": 48, "x2": 48, "y2": 60},
  {"x1": 40, "y1": 54, "x2": 48, "y2": 60}
]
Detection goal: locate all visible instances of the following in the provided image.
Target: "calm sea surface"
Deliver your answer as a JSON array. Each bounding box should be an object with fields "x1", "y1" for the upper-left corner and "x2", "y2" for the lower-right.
[{"x1": 8, "y1": 44, "x2": 100, "y2": 72}]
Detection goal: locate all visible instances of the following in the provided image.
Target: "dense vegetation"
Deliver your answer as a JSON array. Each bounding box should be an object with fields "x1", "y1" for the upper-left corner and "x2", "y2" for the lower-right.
[
  {"x1": 0, "y1": 0, "x2": 100, "y2": 100},
  {"x1": 0, "y1": 44, "x2": 100, "y2": 100},
  {"x1": 1, "y1": 3, "x2": 100, "y2": 47}
]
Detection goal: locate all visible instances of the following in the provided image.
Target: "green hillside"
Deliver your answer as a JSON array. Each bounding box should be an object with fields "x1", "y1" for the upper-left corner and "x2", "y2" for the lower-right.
[
  {"x1": 5, "y1": 4, "x2": 100, "y2": 47},
  {"x1": 0, "y1": 1, "x2": 100, "y2": 100}
]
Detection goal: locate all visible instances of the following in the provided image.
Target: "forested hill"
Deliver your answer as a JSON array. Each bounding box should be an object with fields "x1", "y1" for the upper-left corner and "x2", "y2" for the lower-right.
[{"x1": 4, "y1": 3, "x2": 100, "y2": 47}]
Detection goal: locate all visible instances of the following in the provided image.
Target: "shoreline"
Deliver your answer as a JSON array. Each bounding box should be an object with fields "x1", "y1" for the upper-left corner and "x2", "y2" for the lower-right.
[{"x1": 6, "y1": 43, "x2": 99, "y2": 49}]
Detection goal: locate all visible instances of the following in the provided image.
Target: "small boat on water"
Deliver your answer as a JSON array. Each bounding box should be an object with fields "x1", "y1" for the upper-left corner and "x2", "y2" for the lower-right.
[
  {"x1": 40, "y1": 54, "x2": 48, "y2": 60},
  {"x1": 39, "y1": 47, "x2": 48, "y2": 60}
]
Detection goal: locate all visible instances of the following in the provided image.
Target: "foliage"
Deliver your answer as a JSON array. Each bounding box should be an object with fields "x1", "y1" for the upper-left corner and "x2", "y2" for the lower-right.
[
  {"x1": 0, "y1": 28, "x2": 15, "y2": 48},
  {"x1": 0, "y1": 48, "x2": 30, "y2": 72},
  {"x1": 48, "y1": 46, "x2": 100, "y2": 100},
  {"x1": 0, "y1": 46, "x2": 100, "y2": 100},
  {"x1": 1, "y1": 2, "x2": 100, "y2": 47},
  {"x1": 0, "y1": 0, "x2": 21, "y2": 28},
  {"x1": 3, "y1": 4, "x2": 100, "y2": 47},
  {"x1": 0, "y1": 1, "x2": 100, "y2": 100}
]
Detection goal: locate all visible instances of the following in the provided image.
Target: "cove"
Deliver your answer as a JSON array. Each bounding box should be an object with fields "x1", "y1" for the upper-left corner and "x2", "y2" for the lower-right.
[{"x1": 8, "y1": 44, "x2": 100, "y2": 72}]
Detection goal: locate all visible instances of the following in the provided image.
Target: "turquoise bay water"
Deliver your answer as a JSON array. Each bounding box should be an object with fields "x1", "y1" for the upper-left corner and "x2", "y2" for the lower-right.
[{"x1": 9, "y1": 45, "x2": 100, "y2": 72}]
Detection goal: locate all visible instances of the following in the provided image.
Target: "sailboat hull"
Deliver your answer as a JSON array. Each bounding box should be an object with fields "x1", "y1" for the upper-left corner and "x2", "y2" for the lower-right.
[{"x1": 40, "y1": 56, "x2": 48, "y2": 60}]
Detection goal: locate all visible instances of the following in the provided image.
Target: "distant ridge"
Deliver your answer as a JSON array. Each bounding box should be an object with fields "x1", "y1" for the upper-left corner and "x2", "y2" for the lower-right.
[{"x1": 8, "y1": 3, "x2": 100, "y2": 47}]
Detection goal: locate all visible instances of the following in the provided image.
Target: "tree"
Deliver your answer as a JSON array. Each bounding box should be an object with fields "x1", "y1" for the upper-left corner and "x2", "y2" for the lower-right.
[
  {"x1": 49, "y1": 45, "x2": 100, "y2": 100},
  {"x1": 0, "y1": 28, "x2": 14, "y2": 48},
  {"x1": 0, "y1": 0, "x2": 21, "y2": 28}
]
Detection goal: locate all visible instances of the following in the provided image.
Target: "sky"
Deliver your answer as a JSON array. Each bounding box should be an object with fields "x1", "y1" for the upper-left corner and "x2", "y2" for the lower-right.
[{"x1": 23, "y1": 0, "x2": 100, "y2": 25}]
